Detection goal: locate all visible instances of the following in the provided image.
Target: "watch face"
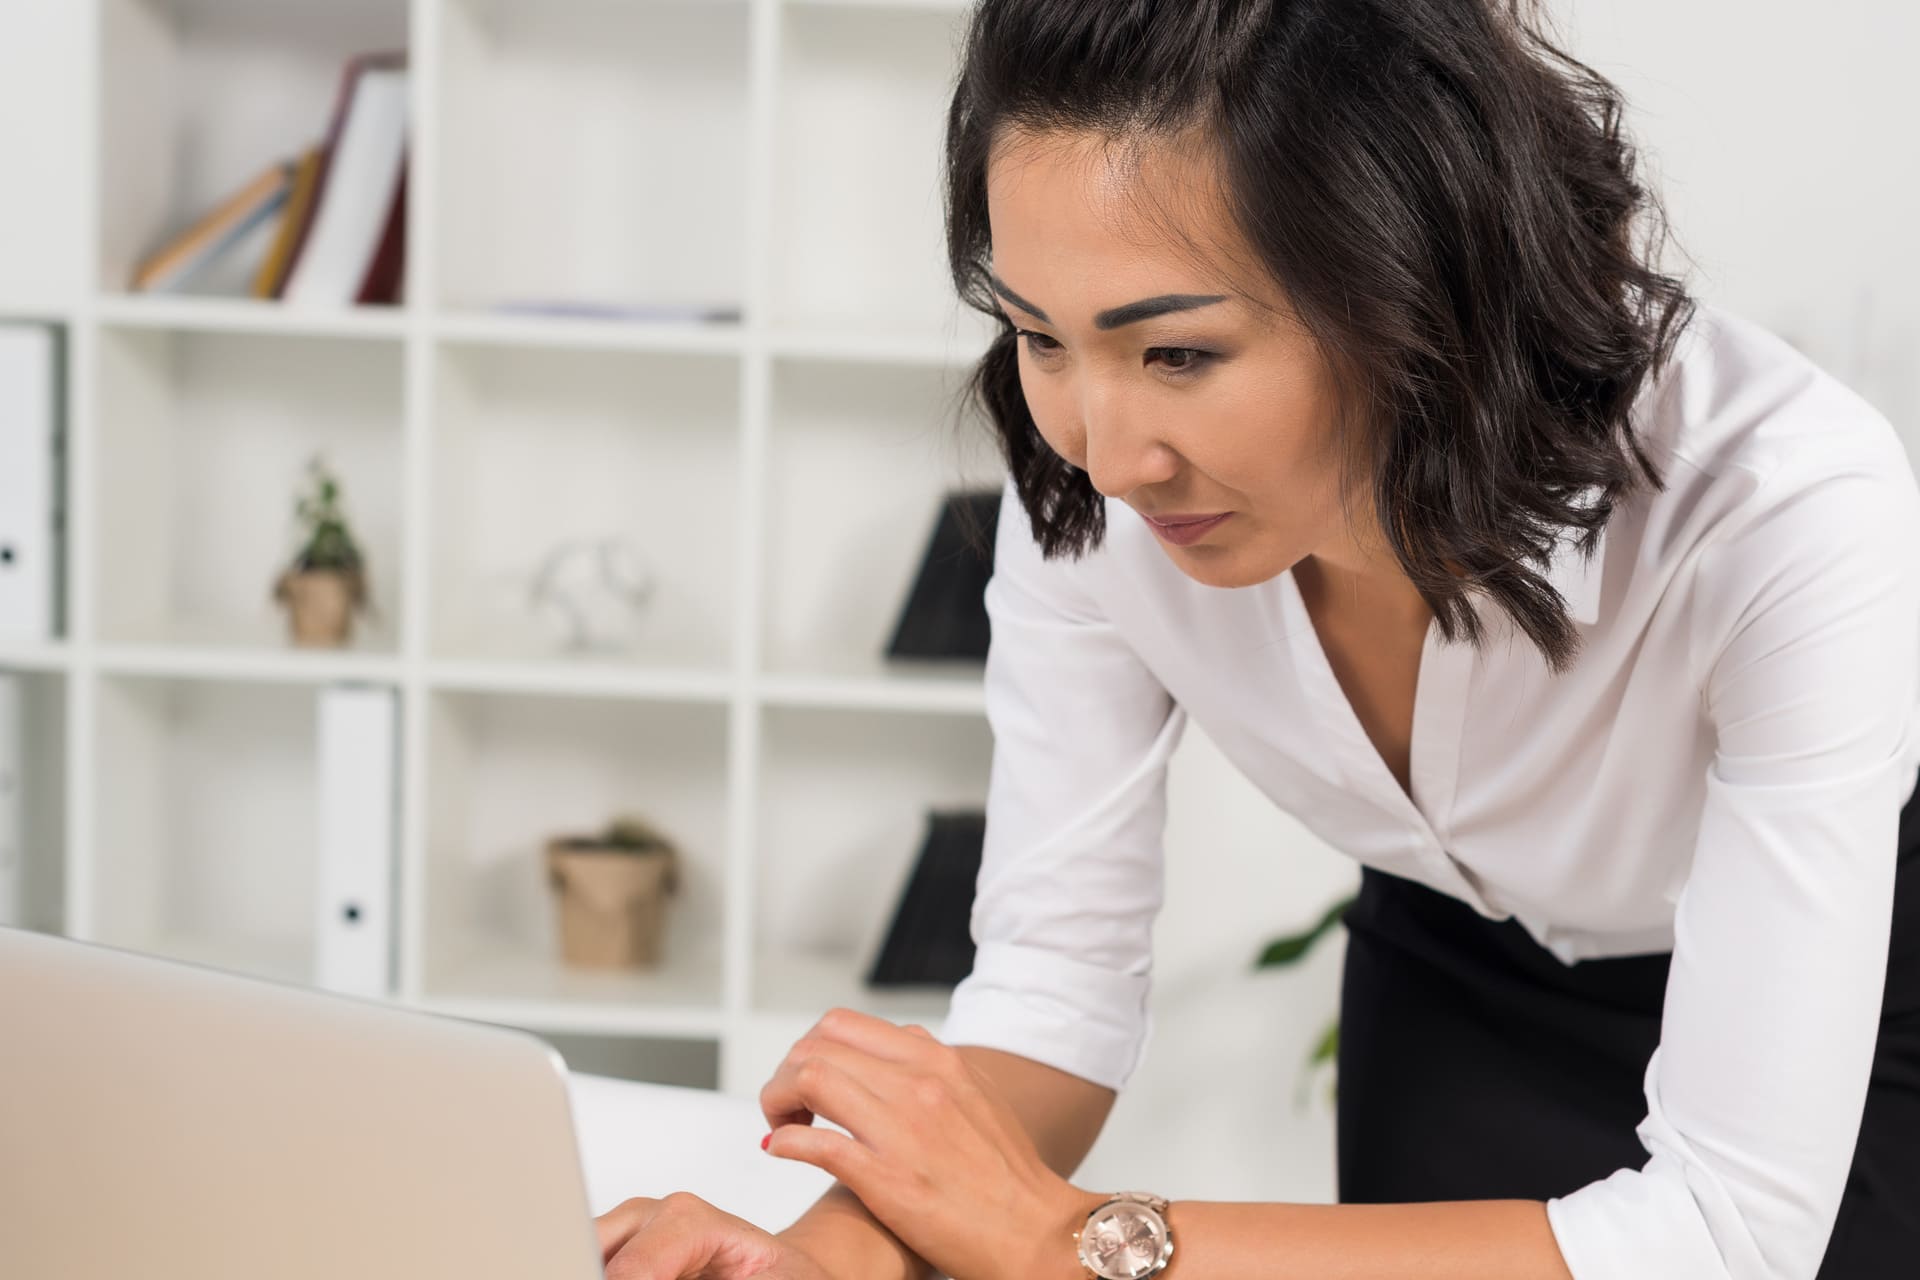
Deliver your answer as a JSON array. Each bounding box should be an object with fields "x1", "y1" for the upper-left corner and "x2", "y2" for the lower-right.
[{"x1": 1080, "y1": 1201, "x2": 1172, "y2": 1280}]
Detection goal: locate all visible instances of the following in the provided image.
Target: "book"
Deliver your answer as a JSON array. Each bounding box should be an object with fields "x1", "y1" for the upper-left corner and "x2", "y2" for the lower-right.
[
  {"x1": 354, "y1": 161, "x2": 407, "y2": 305},
  {"x1": 281, "y1": 51, "x2": 409, "y2": 307},
  {"x1": 128, "y1": 159, "x2": 295, "y2": 293},
  {"x1": 252, "y1": 143, "x2": 326, "y2": 299}
]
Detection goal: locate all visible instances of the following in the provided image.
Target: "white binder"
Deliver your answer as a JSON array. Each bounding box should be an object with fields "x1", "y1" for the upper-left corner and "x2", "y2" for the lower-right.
[
  {"x1": 314, "y1": 684, "x2": 399, "y2": 996},
  {"x1": 0, "y1": 673, "x2": 22, "y2": 927},
  {"x1": 0, "y1": 325, "x2": 60, "y2": 642}
]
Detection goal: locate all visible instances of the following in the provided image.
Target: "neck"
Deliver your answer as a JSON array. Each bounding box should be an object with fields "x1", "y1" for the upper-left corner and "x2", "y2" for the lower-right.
[{"x1": 1296, "y1": 520, "x2": 1434, "y2": 631}]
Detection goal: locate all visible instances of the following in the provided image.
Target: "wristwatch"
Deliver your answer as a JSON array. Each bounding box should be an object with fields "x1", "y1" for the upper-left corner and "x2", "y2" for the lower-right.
[{"x1": 1074, "y1": 1190, "x2": 1175, "y2": 1279}]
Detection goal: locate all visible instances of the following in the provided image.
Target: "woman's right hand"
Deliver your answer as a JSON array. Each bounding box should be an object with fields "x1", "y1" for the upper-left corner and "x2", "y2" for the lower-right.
[{"x1": 596, "y1": 1191, "x2": 837, "y2": 1279}]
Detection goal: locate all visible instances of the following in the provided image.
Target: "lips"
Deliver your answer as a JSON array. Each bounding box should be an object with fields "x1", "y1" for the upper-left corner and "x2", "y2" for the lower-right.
[
  {"x1": 1141, "y1": 511, "x2": 1231, "y2": 545},
  {"x1": 1143, "y1": 512, "x2": 1229, "y2": 527}
]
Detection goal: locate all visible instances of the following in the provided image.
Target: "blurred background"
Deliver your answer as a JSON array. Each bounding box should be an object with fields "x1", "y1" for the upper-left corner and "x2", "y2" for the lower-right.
[{"x1": 0, "y1": 0, "x2": 1913, "y2": 1207}]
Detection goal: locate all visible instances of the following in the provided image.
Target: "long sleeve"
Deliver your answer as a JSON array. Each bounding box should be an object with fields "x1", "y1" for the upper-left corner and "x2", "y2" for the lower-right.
[
  {"x1": 938, "y1": 478, "x2": 1188, "y2": 1092},
  {"x1": 1545, "y1": 459, "x2": 1920, "y2": 1279}
]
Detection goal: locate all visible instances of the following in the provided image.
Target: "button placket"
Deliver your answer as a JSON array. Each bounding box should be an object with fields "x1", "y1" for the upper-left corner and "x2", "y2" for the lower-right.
[
  {"x1": 1278, "y1": 569, "x2": 1488, "y2": 904},
  {"x1": 1409, "y1": 607, "x2": 1475, "y2": 850}
]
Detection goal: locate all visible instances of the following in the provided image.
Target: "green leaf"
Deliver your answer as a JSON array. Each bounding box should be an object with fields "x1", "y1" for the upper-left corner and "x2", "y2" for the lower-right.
[
  {"x1": 1254, "y1": 893, "x2": 1356, "y2": 969},
  {"x1": 286, "y1": 454, "x2": 365, "y2": 581},
  {"x1": 1292, "y1": 1013, "x2": 1341, "y2": 1112},
  {"x1": 1309, "y1": 1016, "x2": 1338, "y2": 1066}
]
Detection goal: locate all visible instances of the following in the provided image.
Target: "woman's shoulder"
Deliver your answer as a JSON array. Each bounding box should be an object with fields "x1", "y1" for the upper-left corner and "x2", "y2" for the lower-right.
[
  {"x1": 1640, "y1": 301, "x2": 1911, "y2": 504},
  {"x1": 1627, "y1": 302, "x2": 1920, "y2": 660}
]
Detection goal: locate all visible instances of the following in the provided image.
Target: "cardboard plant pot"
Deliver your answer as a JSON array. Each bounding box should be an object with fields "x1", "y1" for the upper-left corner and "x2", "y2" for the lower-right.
[
  {"x1": 545, "y1": 834, "x2": 681, "y2": 970},
  {"x1": 274, "y1": 567, "x2": 361, "y2": 647}
]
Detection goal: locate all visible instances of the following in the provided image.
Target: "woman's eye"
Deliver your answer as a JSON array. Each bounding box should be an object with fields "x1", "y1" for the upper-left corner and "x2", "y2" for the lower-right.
[
  {"x1": 1012, "y1": 330, "x2": 1215, "y2": 377},
  {"x1": 1148, "y1": 347, "x2": 1213, "y2": 375},
  {"x1": 1014, "y1": 328, "x2": 1062, "y2": 357}
]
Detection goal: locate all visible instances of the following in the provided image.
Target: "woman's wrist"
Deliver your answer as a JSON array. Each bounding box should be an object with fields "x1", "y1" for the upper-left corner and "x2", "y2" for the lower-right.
[
  {"x1": 776, "y1": 1182, "x2": 933, "y2": 1280},
  {"x1": 1021, "y1": 1185, "x2": 1114, "y2": 1280}
]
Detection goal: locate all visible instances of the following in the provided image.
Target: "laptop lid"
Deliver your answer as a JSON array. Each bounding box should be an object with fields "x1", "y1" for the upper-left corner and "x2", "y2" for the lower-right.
[{"x1": 0, "y1": 925, "x2": 604, "y2": 1280}]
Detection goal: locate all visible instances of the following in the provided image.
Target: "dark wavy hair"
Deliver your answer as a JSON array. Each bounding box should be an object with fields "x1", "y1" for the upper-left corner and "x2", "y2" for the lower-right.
[{"x1": 942, "y1": 0, "x2": 1696, "y2": 674}]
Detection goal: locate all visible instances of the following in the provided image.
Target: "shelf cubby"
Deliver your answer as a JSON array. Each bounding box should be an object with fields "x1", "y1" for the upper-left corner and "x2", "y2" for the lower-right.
[
  {"x1": 89, "y1": 673, "x2": 332, "y2": 986},
  {"x1": 768, "y1": 1, "x2": 986, "y2": 344},
  {"x1": 433, "y1": 0, "x2": 751, "y2": 317},
  {"x1": 93, "y1": 324, "x2": 406, "y2": 653},
  {"x1": 428, "y1": 340, "x2": 741, "y2": 670},
  {"x1": 539, "y1": 1031, "x2": 721, "y2": 1090},
  {"x1": 0, "y1": 4, "x2": 88, "y2": 310},
  {"x1": 751, "y1": 703, "x2": 992, "y2": 1022},
  {"x1": 97, "y1": 0, "x2": 411, "y2": 301},
  {"x1": 418, "y1": 687, "x2": 731, "y2": 1019},
  {"x1": 760, "y1": 357, "x2": 1001, "y2": 681}
]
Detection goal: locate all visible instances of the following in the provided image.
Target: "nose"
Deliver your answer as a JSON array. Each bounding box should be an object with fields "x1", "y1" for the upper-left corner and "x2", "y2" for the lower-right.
[{"x1": 1075, "y1": 376, "x2": 1179, "y2": 499}]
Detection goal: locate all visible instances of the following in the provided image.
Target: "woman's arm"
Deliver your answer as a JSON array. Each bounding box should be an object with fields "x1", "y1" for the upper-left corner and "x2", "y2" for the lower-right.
[
  {"x1": 1024, "y1": 1198, "x2": 1574, "y2": 1279},
  {"x1": 778, "y1": 1044, "x2": 1118, "y2": 1279},
  {"x1": 776, "y1": 1045, "x2": 1577, "y2": 1280}
]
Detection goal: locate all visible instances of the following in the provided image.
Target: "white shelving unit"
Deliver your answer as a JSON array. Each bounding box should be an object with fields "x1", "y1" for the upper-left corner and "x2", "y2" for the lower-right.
[
  {"x1": 0, "y1": 0, "x2": 1002, "y2": 1098},
  {"x1": 13, "y1": 0, "x2": 1910, "y2": 1210}
]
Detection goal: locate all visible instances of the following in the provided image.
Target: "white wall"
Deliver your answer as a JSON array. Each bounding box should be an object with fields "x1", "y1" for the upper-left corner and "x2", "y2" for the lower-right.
[{"x1": 1557, "y1": 0, "x2": 1920, "y2": 450}]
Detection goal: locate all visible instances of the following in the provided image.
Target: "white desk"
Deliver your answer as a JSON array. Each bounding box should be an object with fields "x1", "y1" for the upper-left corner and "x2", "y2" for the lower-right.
[
  {"x1": 566, "y1": 1072, "x2": 837, "y2": 1228},
  {"x1": 566, "y1": 1072, "x2": 962, "y2": 1279}
]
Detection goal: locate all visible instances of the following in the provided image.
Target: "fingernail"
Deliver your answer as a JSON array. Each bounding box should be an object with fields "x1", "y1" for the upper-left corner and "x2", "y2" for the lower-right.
[{"x1": 761, "y1": 1132, "x2": 771, "y2": 1151}]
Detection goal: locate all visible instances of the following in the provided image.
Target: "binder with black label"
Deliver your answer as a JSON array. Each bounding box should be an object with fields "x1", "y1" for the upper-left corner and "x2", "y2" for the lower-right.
[
  {"x1": 0, "y1": 324, "x2": 63, "y2": 642},
  {"x1": 314, "y1": 684, "x2": 399, "y2": 996}
]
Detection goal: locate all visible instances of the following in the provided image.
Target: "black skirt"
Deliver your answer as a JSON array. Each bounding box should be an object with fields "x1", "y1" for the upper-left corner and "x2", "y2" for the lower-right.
[{"x1": 1335, "y1": 781, "x2": 1920, "y2": 1277}]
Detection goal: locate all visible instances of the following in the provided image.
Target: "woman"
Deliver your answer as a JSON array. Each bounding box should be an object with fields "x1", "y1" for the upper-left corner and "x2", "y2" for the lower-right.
[{"x1": 596, "y1": 2, "x2": 1920, "y2": 1277}]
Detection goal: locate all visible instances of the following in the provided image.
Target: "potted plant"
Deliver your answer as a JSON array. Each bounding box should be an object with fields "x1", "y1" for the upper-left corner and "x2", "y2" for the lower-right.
[
  {"x1": 272, "y1": 454, "x2": 371, "y2": 647},
  {"x1": 1254, "y1": 892, "x2": 1356, "y2": 1110},
  {"x1": 545, "y1": 814, "x2": 682, "y2": 970}
]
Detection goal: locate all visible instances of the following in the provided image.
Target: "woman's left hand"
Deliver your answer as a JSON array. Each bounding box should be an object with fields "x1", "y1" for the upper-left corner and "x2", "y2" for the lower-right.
[{"x1": 759, "y1": 1007, "x2": 1098, "y2": 1280}]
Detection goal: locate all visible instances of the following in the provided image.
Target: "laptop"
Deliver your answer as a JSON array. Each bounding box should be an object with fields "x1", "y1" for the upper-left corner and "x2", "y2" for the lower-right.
[{"x1": 0, "y1": 924, "x2": 605, "y2": 1280}]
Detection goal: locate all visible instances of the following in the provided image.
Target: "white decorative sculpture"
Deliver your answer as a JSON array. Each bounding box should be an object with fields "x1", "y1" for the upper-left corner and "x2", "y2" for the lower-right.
[{"x1": 527, "y1": 536, "x2": 658, "y2": 653}]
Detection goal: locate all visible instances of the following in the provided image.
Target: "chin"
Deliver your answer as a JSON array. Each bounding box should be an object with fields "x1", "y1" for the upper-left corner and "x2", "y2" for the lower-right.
[{"x1": 1161, "y1": 543, "x2": 1285, "y2": 590}]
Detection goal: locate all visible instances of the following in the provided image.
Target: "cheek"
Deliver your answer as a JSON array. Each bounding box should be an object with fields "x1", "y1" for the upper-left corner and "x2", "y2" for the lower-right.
[
  {"x1": 1212, "y1": 365, "x2": 1344, "y2": 491},
  {"x1": 1176, "y1": 374, "x2": 1319, "y2": 493}
]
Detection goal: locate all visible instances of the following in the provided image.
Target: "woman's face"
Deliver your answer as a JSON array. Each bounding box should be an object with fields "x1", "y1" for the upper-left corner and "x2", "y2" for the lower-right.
[{"x1": 985, "y1": 127, "x2": 1371, "y2": 591}]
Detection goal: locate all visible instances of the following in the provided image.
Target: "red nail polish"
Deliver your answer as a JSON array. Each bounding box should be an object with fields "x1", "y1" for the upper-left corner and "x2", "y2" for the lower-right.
[{"x1": 761, "y1": 1132, "x2": 771, "y2": 1151}]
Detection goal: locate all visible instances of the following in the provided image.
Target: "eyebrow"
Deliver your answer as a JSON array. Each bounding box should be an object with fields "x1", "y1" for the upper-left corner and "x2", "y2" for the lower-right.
[{"x1": 988, "y1": 272, "x2": 1229, "y2": 331}]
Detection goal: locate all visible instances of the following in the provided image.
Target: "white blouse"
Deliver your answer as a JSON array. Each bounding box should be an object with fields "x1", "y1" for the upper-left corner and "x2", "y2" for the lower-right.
[{"x1": 937, "y1": 302, "x2": 1920, "y2": 1280}]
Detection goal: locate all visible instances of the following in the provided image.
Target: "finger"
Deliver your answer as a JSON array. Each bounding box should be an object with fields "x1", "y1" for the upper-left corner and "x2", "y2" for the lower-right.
[
  {"x1": 758, "y1": 1009, "x2": 944, "y2": 1130},
  {"x1": 763, "y1": 1122, "x2": 891, "y2": 1209},
  {"x1": 594, "y1": 1196, "x2": 667, "y2": 1264},
  {"x1": 759, "y1": 1038, "x2": 894, "y2": 1139},
  {"x1": 806, "y1": 1007, "x2": 949, "y2": 1066},
  {"x1": 603, "y1": 1207, "x2": 723, "y2": 1280},
  {"x1": 602, "y1": 1192, "x2": 765, "y2": 1280}
]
